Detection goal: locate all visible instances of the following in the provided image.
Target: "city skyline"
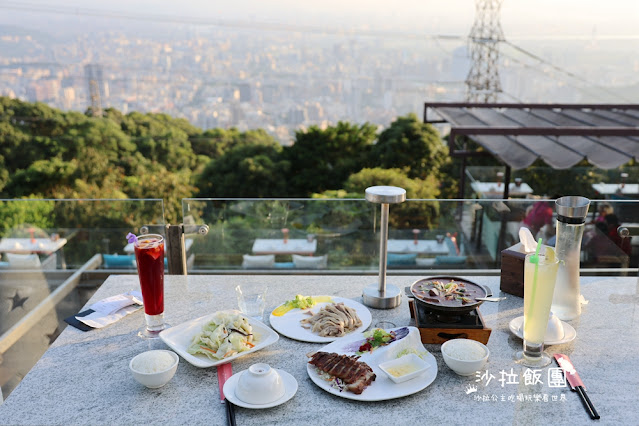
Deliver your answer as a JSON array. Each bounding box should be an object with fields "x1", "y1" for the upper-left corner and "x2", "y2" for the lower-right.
[{"x1": 1, "y1": 1, "x2": 638, "y2": 144}]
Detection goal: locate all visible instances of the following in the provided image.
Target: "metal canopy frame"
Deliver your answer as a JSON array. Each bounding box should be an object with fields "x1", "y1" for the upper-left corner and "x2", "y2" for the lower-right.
[{"x1": 424, "y1": 102, "x2": 639, "y2": 199}]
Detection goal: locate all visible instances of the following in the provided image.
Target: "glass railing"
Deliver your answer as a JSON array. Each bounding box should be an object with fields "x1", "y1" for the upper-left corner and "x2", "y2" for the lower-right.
[
  {"x1": 465, "y1": 165, "x2": 639, "y2": 201},
  {"x1": 0, "y1": 198, "x2": 165, "y2": 399},
  {"x1": 182, "y1": 198, "x2": 637, "y2": 274}
]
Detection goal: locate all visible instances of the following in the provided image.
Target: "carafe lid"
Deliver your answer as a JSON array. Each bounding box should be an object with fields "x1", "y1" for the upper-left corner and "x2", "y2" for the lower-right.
[{"x1": 555, "y1": 196, "x2": 590, "y2": 220}]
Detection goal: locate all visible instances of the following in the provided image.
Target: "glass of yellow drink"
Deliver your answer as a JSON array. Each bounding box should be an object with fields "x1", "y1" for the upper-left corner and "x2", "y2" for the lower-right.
[{"x1": 515, "y1": 247, "x2": 560, "y2": 367}]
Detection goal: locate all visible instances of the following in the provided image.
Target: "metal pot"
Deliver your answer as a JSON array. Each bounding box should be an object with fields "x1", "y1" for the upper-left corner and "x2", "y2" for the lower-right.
[{"x1": 408, "y1": 276, "x2": 488, "y2": 316}]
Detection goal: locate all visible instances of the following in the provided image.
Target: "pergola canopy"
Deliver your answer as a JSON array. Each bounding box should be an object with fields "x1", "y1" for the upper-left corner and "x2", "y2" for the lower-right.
[{"x1": 424, "y1": 103, "x2": 639, "y2": 170}]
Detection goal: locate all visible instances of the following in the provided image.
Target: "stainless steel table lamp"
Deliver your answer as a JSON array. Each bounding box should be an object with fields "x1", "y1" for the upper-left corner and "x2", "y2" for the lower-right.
[{"x1": 363, "y1": 186, "x2": 406, "y2": 309}]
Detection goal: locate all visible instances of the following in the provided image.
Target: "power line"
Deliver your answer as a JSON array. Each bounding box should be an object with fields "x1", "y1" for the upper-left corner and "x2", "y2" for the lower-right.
[
  {"x1": 498, "y1": 49, "x2": 615, "y2": 102},
  {"x1": 499, "y1": 90, "x2": 523, "y2": 103},
  {"x1": 502, "y1": 40, "x2": 635, "y2": 103}
]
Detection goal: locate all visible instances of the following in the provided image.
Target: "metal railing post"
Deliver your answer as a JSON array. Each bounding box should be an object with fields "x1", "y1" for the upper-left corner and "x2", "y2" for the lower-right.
[
  {"x1": 166, "y1": 224, "x2": 187, "y2": 275},
  {"x1": 164, "y1": 223, "x2": 210, "y2": 275}
]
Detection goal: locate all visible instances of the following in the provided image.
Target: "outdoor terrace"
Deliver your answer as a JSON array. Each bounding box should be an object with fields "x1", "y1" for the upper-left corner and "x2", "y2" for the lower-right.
[{"x1": 0, "y1": 193, "x2": 638, "y2": 401}]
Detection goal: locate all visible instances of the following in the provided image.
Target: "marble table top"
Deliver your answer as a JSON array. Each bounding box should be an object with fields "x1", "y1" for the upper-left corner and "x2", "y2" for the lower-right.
[{"x1": 1, "y1": 274, "x2": 637, "y2": 425}]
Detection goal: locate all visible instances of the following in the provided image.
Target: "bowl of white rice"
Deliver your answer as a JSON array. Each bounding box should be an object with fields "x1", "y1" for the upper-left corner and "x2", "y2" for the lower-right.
[
  {"x1": 130, "y1": 350, "x2": 179, "y2": 388},
  {"x1": 441, "y1": 339, "x2": 489, "y2": 376}
]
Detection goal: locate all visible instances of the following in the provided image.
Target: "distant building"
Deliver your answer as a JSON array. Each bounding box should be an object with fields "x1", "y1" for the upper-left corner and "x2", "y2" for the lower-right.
[
  {"x1": 26, "y1": 79, "x2": 60, "y2": 102},
  {"x1": 62, "y1": 87, "x2": 76, "y2": 109},
  {"x1": 230, "y1": 102, "x2": 244, "y2": 126},
  {"x1": 287, "y1": 107, "x2": 307, "y2": 125},
  {"x1": 237, "y1": 83, "x2": 252, "y2": 103},
  {"x1": 0, "y1": 88, "x2": 16, "y2": 99},
  {"x1": 262, "y1": 85, "x2": 278, "y2": 104},
  {"x1": 306, "y1": 102, "x2": 324, "y2": 121}
]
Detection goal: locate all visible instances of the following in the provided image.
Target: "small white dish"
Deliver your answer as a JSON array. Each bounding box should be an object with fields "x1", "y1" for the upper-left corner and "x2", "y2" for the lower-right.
[
  {"x1": 235, "y1": 363, "x2": 285, "y2": 405},
  {"x1": 223, "y1": 369, "x2": 298, "y2": 409},
  {"x1": 509, "y1": 316, "x2": 577, "y2": 345},
  {"x1": 441, "y1": 339, "x2": 489, "y2": 376},
  {"x1": 379, "y1": 353, "x2": 430, "y2": 384},
  {"x1": 129, "y1": 350, "x2": 179, "y2": 388}
]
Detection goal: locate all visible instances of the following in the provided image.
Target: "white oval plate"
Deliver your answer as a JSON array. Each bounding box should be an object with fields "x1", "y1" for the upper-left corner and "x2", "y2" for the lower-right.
[
  {"x1": 159, "y1": 310, "x2": 279, "y2": 368},
  {"x1": 269, "y1": 297, "x2": 372, "y2": 343},
  {"x1": 223, "y1": 369, "x2": 298, "y2": 409},
  {"x1": 307, "y1": 326, "x2": 437, "y2": 401},
  {"x1": 508, "y1": 316, "x2": 576, "y2": 346}
]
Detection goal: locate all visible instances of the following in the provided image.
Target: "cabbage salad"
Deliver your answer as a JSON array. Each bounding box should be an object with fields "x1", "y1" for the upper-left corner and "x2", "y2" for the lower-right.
[{"x1": 187, "y1": 312, "x2": 255, "y2": 360}]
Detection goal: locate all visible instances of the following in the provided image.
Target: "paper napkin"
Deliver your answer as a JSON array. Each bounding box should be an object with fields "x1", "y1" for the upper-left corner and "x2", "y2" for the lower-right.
[
  {"x1": 519, "y1": 227, "x2": 538, "y2": 253},
  {"x1": 74, "y1": 290, "x2": 143, "y2": 329}
]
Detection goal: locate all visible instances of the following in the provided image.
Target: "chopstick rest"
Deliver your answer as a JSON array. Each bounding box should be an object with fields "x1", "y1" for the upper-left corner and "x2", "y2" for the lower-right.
[{"x1": 72, "y1": 291, "x2": 143, "y2": 329}]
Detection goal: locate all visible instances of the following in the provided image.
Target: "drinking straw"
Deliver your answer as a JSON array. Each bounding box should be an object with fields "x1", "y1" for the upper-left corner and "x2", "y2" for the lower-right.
[
  {"x1": 528, "y1": 238, "x2": 543, "y2": 316},
  {"x1": 126, "y1": 232, "x2": 138, "y2": 244}
]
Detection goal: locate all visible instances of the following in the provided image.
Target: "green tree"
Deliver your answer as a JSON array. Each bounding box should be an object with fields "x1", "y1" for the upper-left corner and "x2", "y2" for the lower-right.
[
  {"x1": 370, "y1": 113, "x2": 449, "y2": 180},
  {"x1": 341, "y1": 167, "x2": 440, "y2": 229},
  {"x1": 120, "y1": 111, "x2": 198, "y2": 171},
  {"x1": 124, "y1": 163, "x2": 196, "y2": 224},
  {"x1": 0, "y1": 198, "x2": 55, "y2": 236},
  {"x1": 191, "y1": 128, "x2": 277, "y2": 160},
  {"x1": 4, "y1": 157, "x2": 77, "y2": 197},
  {"x1": 518, "y1": 159, "x2": 601, "y2": 199},
  {"x1": 196, "y1": 143, "x2": 290, "y2": 198},
  {"x1": 284, "y1": 122, "x2": 377, "y2": 196}
]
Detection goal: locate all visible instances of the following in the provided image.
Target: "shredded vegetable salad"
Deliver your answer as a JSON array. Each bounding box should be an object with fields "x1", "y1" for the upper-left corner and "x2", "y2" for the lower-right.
[
  {"x1": 187, "y1": 312, "x2": 255, "y2": 360},
  {"x1": 315, "y1": 367, "x2": 346, "y2": 392}
]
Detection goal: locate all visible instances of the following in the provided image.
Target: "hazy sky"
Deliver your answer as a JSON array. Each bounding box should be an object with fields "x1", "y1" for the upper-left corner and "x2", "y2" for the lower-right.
[{"x1": 1, "y1": 0, "x2": 638, "y2": 38}]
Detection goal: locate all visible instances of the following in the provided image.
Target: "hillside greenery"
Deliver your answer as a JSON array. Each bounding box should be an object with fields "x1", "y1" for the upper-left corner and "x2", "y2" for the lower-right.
[
  {"x1": 2, "y1": 97, "x2": 636, "y2": 268},
  {"x1": 0, "y1": 97, "x2": 448, "y2": 226}
]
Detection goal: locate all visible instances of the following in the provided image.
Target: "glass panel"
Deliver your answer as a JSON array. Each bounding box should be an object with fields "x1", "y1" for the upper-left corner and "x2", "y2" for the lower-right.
[
  {"x1": 182, "y1": 198, "x2": 378, "y2": 271},
  {"x1": 0, "y1": 198, "x2": 165, "y2": 398},
  {"x1": 182, "y1": 198, "x2": 636, "y2": 273},
  {"x1": 465, "y1": 166, "x2": 639, "y2": 201}
]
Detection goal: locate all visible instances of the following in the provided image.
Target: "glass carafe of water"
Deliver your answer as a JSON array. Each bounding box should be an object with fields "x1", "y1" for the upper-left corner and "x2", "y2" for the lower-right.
[{"x1": 551, "y1": 196, "x2": 590, "y2": 320}]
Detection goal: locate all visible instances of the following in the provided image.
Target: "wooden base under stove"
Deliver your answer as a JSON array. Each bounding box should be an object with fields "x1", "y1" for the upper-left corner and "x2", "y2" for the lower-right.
[{"x1": 408, "y1": 299, "x2": 492, "y2": 345}]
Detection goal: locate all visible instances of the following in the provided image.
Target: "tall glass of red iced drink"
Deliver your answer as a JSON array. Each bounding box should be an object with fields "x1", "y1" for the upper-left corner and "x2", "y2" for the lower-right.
[{"x1": 133, "y1": 234, "x2": 166, "y2": 338}]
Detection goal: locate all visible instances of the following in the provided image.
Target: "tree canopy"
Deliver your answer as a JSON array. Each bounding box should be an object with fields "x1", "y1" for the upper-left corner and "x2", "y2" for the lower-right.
[
  {"x1": 284, "y1": 121, "x2": 378, "y2": 196},
  {"x1": 1, "y1": 97, "x2": 455, "y2": 226},
  {"x1": 371, "y1": 113, "x2": 449, "y2": 180}
]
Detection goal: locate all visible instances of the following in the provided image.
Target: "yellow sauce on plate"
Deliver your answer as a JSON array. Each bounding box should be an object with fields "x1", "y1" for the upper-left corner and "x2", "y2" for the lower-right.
[{"x1": 387, "y1": 363, "x2": 419, "y2": 377}]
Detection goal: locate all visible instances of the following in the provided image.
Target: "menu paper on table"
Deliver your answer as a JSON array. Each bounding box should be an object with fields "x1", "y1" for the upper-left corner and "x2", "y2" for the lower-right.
[
  {"x1": 75, "y1": 291, "x2": 144, "y2": 329},
  {"x1": 89, "y1": 291, "x2": 143, "y2": 315}
]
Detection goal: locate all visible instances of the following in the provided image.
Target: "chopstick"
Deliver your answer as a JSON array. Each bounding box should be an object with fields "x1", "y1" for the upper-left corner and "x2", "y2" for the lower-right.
[
  {"x1": 576, "y1": 386, "x2": 600, "y2": 420},
  {"x1": 224, "y1": 399, "x2": 237, "y2": 426},
  {"x1": 217, "y1": 363, "x2": 236, "y2": 426},
  {"x1": 554, "y1": 354, "x2": 600, "y2": 421}
]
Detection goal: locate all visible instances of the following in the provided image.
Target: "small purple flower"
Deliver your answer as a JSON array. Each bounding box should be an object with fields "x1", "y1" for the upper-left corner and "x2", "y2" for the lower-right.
[{"x1": 126, "y1": 232, "x2": 138, "y2": 244}]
